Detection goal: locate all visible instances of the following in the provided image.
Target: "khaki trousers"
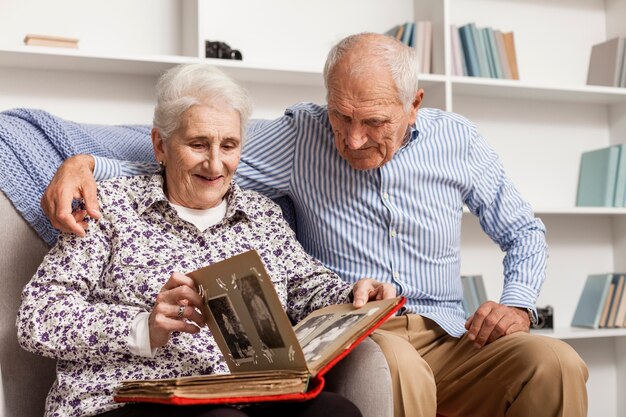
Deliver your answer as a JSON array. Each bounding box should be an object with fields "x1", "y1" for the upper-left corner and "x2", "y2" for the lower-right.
[{"x1": 371, "y1": 314, "x2": 588, "y2": 417}]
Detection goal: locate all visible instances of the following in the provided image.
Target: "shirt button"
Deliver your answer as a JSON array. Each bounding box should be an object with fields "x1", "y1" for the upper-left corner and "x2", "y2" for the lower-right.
[
  {"x1": 383, "y1": 192, "x2": 389, "y2": 200},
  {"x1": 393, "y1": 272, "x2": 400, "y2": 279},
  {"x1": 390, "y1": 230, "x2": 397, "y2": 237}
]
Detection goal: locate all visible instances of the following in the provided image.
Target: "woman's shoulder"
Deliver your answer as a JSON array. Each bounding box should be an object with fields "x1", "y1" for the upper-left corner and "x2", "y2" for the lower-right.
[{"x1": 97, "y1": 174, "x2": 159, "y2": 211}]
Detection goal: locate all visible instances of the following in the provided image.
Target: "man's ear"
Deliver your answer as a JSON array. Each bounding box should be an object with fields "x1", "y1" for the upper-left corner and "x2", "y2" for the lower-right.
[
  {"x1": 152, "y1": 128, "x2": 166, "y2": 164},
  {"x1": 409, "y1": 88, "x2": 425, "y2": 121}
]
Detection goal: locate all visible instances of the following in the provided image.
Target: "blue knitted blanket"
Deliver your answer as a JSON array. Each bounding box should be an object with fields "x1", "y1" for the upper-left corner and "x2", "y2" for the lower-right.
[{"x1": 0, "y1": 108, "x2": 153, "y2": 246}]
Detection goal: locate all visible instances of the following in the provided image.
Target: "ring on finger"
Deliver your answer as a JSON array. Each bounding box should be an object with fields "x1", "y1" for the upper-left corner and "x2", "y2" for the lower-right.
[{"x1": 177, "y1": 305, "x2": 185, "y2": 319}]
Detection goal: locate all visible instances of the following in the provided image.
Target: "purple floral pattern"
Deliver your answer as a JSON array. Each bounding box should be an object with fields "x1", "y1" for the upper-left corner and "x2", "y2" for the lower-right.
[{"x1": 16, "y1": 174, "x2": 352, "y2": 417}]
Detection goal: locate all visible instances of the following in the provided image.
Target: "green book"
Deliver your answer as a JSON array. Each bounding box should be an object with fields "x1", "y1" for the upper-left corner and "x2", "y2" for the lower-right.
[
  {"x1": 460, "y1": 275, "x2": 477, "y2": 317},
  {"x1": 576, "y1": 145, "x2": 620, "y2": 207},
  {"x1": 571, "y1": 273, "x2": 614, "y2": 328},
  {"x1": 471, "y1": 275, "x2": 488, "y2": 305},
  {"x1": 613, "y1": 144, "x2": 626, "y2": 207}
]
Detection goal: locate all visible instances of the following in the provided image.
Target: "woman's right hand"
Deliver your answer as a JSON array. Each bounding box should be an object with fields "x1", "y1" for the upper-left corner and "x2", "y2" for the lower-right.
[{"x1": 149, "y1": 272, "x2": 207, "y2": 349}]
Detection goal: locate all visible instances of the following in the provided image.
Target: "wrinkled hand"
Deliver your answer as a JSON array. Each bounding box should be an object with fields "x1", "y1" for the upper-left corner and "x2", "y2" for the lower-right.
[
  {"x1": 41, "y1": 154, "x2": 101, "y2": 236},
  {"x1": 465, "y1": 301, "x2": 530, "y2": 348},
  {"x1": 351, "y1": 278, "x2": 397, "y2": 308},
  {"x1": 149, "y1": 272, "x2": 207, "y2": 349}
]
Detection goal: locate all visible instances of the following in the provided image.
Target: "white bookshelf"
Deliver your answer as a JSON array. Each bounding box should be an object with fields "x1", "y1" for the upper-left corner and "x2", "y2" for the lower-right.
[{"x1": 1, "y1": 0, "x2": 626, "y2": 415}]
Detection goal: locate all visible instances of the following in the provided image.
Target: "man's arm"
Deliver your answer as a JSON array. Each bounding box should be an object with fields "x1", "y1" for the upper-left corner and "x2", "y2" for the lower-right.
[
  {"x1": 463, "y1": 128, "x2": 547, "y2": 347},
  {"x1": 41, "y1": 155, "x2": 156, "y2": 235}
]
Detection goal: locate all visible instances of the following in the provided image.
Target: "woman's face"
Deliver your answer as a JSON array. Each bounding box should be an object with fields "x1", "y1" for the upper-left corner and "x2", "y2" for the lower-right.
[{"x1": 152, "y1": 104, "x2": 242, "y2": 209}]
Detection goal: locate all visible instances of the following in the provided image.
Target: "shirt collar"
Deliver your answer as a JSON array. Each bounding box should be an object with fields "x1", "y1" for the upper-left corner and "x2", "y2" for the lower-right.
[{"x1": 137, "y1": 174, "x2": 253, "y2": 223}]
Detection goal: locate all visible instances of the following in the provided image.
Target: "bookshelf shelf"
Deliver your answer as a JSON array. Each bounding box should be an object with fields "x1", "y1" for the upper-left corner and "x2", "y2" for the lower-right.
[
  {"x1": 451, "y1": 76, "x2": 626, "y2": 105},
  {"x1": 0, "y1": 47, "x2": 448, "y2": 90},
  {"x1": 534, "y1": 327, "x2": 626, "y2": 340}
]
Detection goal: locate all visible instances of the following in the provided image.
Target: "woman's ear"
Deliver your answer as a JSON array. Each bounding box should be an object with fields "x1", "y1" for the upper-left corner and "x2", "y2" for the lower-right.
[{"x1": 152, "y1": 128, "x2": 166, "y2": 165}]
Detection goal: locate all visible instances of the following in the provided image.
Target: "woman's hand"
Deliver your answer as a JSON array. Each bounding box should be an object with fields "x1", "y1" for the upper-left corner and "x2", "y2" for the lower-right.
[
  {"x1": 149, "y1": 272, "x2": 207, "y2": 349},
  {"x1": 351, "y1": 278, "x2": 397, "y2": 308}
]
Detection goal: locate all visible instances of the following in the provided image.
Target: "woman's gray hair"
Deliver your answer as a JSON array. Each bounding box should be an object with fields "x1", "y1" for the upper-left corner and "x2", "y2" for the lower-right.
[
  {"x1": 153, "y1": 63, "x2": 252, "y2": 143},
  {"x1": 323, "y1": 33, "x2": 420, "y2": 111}
]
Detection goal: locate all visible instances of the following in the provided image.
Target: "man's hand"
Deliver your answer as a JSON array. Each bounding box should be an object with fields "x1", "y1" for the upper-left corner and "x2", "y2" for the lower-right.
[
  {"x1": 465, "y1": 301, "x2": 531, "y2": 348},
  {"x1": 41, "y1": 154, "x2": 101, "y2": 236},
  {"x1": 351, "y1": 278, "x2": 396, "y2": 308}
]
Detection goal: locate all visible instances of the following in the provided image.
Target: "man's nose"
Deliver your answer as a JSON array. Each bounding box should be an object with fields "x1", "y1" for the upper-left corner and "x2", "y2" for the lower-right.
[{"x1": 345, "y1": 124, "x2": 368, "y2": 150}]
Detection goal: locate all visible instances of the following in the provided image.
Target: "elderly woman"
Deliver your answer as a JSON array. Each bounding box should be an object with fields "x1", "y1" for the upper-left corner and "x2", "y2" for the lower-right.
[{"x1": 16, "y1": 63, "x2": 394, "y2": 417}]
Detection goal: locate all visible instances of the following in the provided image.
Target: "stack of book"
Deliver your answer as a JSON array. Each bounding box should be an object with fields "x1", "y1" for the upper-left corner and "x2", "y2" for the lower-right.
[
  {"x1": 460, "y1": 275, "x2": 487, "y2": 317},
  {"x1": 572, "y1": 273, "x2": 626, "y2": 329},
  {"x1": 586, "y1": 37, "x2": 626, "y2": 88},
  {"x1": 450, "y1": 23, "x2": 519, "y2": 80},
  {"x1": 23, "y1": 34, "x2": 79, "y2": 49},
  {"x1": 576, "y1": 145, "x2": 626, "y2": 207},
  {"x1": 384, "y1": 21, "x2": 433, "y2": 74}
]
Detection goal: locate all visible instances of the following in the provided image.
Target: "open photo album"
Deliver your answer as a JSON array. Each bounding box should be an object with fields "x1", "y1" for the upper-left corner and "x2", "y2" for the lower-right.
[{"x1": 114, "y1": 250, "x2": 405, "y2": 405}]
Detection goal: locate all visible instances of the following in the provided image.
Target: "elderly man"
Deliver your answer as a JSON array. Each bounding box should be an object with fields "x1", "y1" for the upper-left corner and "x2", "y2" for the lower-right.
[{"x1": 42, "y1": 33, "x2": 588, "y2": 417}]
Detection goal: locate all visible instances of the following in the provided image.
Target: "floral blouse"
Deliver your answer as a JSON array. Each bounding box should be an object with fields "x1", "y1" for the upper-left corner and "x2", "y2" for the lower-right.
[{"x1": 16, "y1": 174, "x2": 353, "y2": 417}]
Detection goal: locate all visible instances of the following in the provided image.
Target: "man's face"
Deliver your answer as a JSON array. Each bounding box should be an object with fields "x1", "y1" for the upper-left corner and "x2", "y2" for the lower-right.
[{"x1": 327, "y1": 62, "x2": 421, "y2": 170}]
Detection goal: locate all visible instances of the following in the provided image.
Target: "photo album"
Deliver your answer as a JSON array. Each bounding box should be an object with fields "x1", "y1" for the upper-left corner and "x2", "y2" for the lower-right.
[{"x1": 114, "y1": 250, "x2": 405, "y2": 405}]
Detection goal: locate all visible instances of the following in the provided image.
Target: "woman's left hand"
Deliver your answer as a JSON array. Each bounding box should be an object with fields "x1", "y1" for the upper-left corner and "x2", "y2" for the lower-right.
[
  {"x1": 148, "y1": 272, "x2": 207, "y2": 349},
  {"x1": 351, "y1": 278, "x2": 397, "y2": 308}
]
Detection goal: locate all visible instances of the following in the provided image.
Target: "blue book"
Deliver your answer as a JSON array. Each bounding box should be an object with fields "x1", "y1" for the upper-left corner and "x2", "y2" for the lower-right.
[
  {"x1": 576, "y1": 145, "x2": 620, "y2": 207},
  {"x1": 485, "y1": 27, "x2": 503, "y2": 79},
  {"x1": 571, "y1": 273, "x2": 614, "y2": 328},
  {"x1": 472, "y1": 275, "x2": 488, "y2": 305},
  {"x1": 458, "y1": 24, "x2": 479, "y2": 77},
  {"x1": 469, "y1": 23, "x2": 490, "y2": 78},
  {"x1": 613, "y1": 144, "x2": 626, "y2": 207},
  {"x1": 480, "y1": 28, "x2": 496, "y2": 78},
  {"x1": 460, "y1": 276, "x2": 473, "y2": 317},
  {"x1": 401, "y1": 22, "x2": 413, "y2": 46}
]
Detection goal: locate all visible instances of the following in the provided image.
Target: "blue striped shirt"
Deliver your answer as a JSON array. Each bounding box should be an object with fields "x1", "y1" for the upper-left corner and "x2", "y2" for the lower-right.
[{"x1": 93, "y1": 103, "x2": 547, "y2": 336}]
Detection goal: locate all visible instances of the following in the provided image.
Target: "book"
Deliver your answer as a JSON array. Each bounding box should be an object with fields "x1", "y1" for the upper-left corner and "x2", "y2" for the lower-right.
[
  {"x1": 605, "y1": 274, "x2": 625, "y2": 327},
  {"x1": 621, "y1": 40, "x2": 626, "y2": 87},
  {"x1": 586, "y1": 37, "x2": 624, "y2": 87},
  {"x1": 502, "y1": 31, "x2": 519, "y2": 80},
  {"x1": 494, "y1": 30, "x2": 512, "y2": 79},
  {"x1": 470, "y1": 23, "x2": 490, "y2": 78},
  {"x1": 23, "y1": 34, "x2": 79, "y2": 49},
  {"x1": 458, "y1": 24, "x2": 480, "y2": 77},
  {"x1": 460, "y1": 275, "x2": 487, "y2": 316},
  {"x1": 614, "y1": 275, "x2": 626, "y2": 327},
  {"x1": 576, "y1": 145, "x2": 620, "y2": 207},
  {"x1": 418, "y1": 21, "x2": 433, "y2": 74},
  {"x1": 598, "y1": 278, "x2": 616, "y2": 328},
  {"x1": 401, "y1": 22, "x2": 414, "y2": 46},
  {"x1": 450, "y1": 24, "x2": 468, "y2": 76},
  {"x1": 481, "y1": 27, "x2": 498, "y2": 78},
  {"x1": 114, "y1": 250, "x2": 405, "y2": 405},
  {"x1": 571, "y1": 273, "x2": 614, "y2": 328},
  {"x1": 485, "y1": 27, "x2": 503, "y2": 79},
  {"x1": 613, "y1": 144, "x2": 626, "y2": 207}
]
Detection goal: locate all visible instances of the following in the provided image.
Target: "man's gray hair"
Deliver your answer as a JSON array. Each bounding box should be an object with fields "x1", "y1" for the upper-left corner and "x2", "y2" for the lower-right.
[
  {"x1": 153, "y1": 63, "x2": 252, "y2": 143},
  {"x1": 323, "y1": 33, "x2": 420, "y2": 111}
]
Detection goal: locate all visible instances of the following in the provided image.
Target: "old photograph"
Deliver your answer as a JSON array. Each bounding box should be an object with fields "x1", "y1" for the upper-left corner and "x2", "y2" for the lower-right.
[
  {"x1": 238, "y1": 274, "x2": 285, "y2": 349},
  {"x1": 208, "y1": 295, "x2": 254, "y2": 361}
]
